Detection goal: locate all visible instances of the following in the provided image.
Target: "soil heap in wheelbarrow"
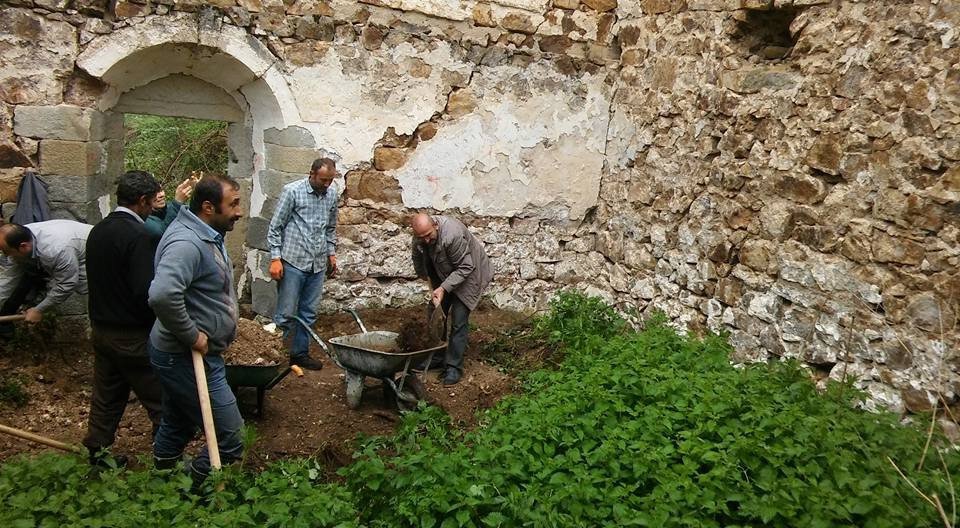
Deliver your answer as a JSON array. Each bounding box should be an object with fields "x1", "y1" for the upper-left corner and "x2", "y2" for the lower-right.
[
  {"x1": 395, "y1": 312, "x2": 444, "y2": 352},
  {"x1": 223, "y1": 318, "x2": 286, "y2": 366}
]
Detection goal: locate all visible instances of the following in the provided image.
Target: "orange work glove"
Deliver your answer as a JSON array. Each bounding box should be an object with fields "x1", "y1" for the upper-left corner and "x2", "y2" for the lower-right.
[{"x1": 269, "y1": 259, "x2": 284, "y2": 280}]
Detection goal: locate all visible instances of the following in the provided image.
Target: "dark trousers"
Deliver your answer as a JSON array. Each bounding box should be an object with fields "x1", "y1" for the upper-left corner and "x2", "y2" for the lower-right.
[
  {"x1": 441, "y1": 294, "x2": 471, "y2": 374},
  {"x1": 82, "y1": 325, "x2": 164, "y2": 453},
  {"x1": 0, "y1": 273, "x2": 44, "y2": 337}
]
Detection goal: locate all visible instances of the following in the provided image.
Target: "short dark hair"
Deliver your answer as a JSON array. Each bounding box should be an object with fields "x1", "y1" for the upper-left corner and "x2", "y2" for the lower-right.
[
  {"x1": 116, "y1": 170, "x2": 160, "y2": 207},
  {"x1": 310, "y1": 158, "x2": 336, "y2": 173},
  {"x1": 1, "y1": 223, "x2": 32, "y2": 249},
  {"x1": 190, "y1": 174, "x2": 240, "y2": 214}
]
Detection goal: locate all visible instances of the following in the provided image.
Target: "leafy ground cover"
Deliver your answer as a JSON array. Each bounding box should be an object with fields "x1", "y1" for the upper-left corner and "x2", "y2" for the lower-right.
[{"x1": 2, "y1": 293, "x2": 957, "y2": 527}]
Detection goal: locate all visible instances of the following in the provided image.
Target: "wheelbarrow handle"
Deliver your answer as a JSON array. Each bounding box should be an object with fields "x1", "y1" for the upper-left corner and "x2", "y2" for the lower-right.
[
  {"x1": 347, "y1": 308, "x2": 368, "y2": 333},
  {"x1": 264, "y1": 366, "x2": 293, "y2": 390},
  {"x1": 292, "y1": 316, "x2": 333, "y2": 358}
]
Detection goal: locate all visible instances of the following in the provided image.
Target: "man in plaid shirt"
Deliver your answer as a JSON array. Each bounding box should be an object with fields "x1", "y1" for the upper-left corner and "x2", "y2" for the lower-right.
[{"x1": 267, "y1": 158, "x2": 340, "y2": 370}]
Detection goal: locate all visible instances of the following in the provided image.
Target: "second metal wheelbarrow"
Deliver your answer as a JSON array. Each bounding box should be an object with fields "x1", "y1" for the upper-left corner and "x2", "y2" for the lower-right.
[
  {"x1": 294, "y1": 310, "x2": 446, "y2": 411},
  {"x1": 225, "y1": 363, "x2": 292, "y2": 417}
]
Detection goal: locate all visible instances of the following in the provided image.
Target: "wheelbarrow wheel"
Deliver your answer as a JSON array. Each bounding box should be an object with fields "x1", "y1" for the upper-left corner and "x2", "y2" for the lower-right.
[{"x1": 345, "y1": 371, "x2": 364, "y2": 409}]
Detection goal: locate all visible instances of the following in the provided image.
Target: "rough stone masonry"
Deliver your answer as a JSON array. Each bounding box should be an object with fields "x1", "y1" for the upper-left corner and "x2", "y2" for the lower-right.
[{"x1": 0, "y1": 0, "x2": 957, "y2": 416}]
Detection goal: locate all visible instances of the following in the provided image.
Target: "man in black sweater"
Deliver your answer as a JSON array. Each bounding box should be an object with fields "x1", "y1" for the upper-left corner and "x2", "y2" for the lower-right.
[{"x1": 82, "y1": 170, "x2": 164, "y2": 467}]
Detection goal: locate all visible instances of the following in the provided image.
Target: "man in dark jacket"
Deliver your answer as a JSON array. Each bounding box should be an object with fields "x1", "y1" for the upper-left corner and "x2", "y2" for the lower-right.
[
  {"x1": 83, "y1": 170, "x2": 164, "y2": 467},
  {"x1": 148, "y1": 174, "x2": 244, "y2": 482},
  {"x1": 411, "y1": 213, "x2": 493, "y2": 385}
]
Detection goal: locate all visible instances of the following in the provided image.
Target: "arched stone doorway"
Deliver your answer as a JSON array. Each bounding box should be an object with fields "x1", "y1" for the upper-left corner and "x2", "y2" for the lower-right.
[{"x1": 63, "y1": 14, "x2": 309, "y2": 311}]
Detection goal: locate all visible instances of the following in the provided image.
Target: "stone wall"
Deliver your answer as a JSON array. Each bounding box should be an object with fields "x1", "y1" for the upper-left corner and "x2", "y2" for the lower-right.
[{"x1": 0, "y1": 0, "x2": 957, "y2": 412}]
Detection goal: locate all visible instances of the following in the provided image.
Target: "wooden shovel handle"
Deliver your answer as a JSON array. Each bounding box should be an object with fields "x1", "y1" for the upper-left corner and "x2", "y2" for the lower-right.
[
  {"x1": 0, "y1": 423, "x2": 85, "y2": 455},
  {"x1": 192, "y1": 351, "x2": 221, "y2": 470},
  {"x1": 0, "y1": 314, "x2": 26, "y2": 323}
]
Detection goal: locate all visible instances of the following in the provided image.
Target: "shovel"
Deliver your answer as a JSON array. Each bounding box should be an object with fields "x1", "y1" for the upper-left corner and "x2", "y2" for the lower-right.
[
  {"x1": 192, "y1": 351, "x2": 221, "y2": 471},
  {"x1": 0, "y1": 423, "x2": 86, "y2": 455}
]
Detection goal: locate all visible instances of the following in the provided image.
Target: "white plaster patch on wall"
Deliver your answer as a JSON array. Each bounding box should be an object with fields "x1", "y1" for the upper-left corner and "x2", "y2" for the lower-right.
[
  {"x1": 97, "y1": 194, "x2": 111, "y2": 220},
  {"x1": 396, "y1": 62, "x2": 612, "y2": 220},
  {"x1": 289, "y1": 42, "x2": 471, "y2": 168},
  {"x1": 370, "y1": 0, "x2": 473, "y2": 21},
  {"x1": 489, "y1": 0, "x2": 550, "y2": 12}
]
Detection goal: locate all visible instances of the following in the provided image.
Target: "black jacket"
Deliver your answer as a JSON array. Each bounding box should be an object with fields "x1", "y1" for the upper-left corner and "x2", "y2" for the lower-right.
[{"x1": 86, "y1": 211, "x2": 157, "y2": 329}]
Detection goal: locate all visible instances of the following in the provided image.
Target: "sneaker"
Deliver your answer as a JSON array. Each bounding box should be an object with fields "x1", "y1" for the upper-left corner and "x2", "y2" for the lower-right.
[
  {"x1": 442, "y1": 368, "x2": 461, "y2": 386},
  {"x1": 290, "y1": 354, "x2": 323, "y2": 371}
]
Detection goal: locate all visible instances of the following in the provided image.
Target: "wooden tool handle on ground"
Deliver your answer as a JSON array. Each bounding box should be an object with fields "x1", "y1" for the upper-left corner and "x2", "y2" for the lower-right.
[
  {"x1": 0, "y1": 314, "x2": 26, "y2": 323},
  {"x1": 0, "y1": 423, "x2": 85, "y2": 455},
  {"x1": 192, "y1": 351, "x2": 221, "y2": 470}
]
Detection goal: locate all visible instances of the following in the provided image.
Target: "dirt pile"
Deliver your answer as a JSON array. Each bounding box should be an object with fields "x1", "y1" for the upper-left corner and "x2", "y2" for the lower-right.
[
  {"x1": 396, "y1": 310, "x2": 444, "y2": 352},
  {"x1": 223, "y1": 318, "x2": 286, "y2": 366}
]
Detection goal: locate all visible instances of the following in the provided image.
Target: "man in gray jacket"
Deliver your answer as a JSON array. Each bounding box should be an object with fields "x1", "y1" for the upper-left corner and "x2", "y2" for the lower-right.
[
  {"x1": 148, "y1": 174, "x2": 243, "y2": 482},
  {"x1": 411, "y1": 213, "x2": 493, "y2": 385},
  {"x1": 0, "y1": 220, "x2": 92, "y2": 331}
]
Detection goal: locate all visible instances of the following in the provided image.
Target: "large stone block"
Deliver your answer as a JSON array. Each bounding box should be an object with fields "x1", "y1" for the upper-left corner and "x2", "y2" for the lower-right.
[
  {"x1": 49, "y1": 200, "x2": 92, "y2": 222},
  {"x1": 264, "y1": 143, "x2": 321, "y2": 174},
  {"x1": 259, "y1": 168, "x2": 305, "y2": 198},
  {"x1": 0, "y1": 168, "x2": 24, "y2": 202},
  {"x1": 356, "y1": 170, "x2": 402, "y2": 203},
  {"x1": 251, "y1": 275, "x2": 278, "y2": 316},
  {"x1": 14, "y1": 106, "x2": 122, "y2": 141},
  {"x1": 39, "y1": 140, "x2": 102, "y2": 177},
  {"x1": 263, "y1": 125, "x2": 316, "y2": 148},
  {"x1": 45, "y1": 174, "x2": 92, "y2": 202},
  {"x1": 246, "y1": 216, "x2": 270, "y2": 251}
]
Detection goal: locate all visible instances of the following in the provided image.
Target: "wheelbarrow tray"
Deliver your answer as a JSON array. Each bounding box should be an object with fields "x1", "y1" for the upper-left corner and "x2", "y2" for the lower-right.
[
  {"x1": 225, "y1": 363, "x2": 290, "y2": 390},
  {"x1": 329, "y1": 330, "x2": 445, "y2": 378},
  {"x1": 225, "y1": 363, "x2": 292, "y2": 418}
]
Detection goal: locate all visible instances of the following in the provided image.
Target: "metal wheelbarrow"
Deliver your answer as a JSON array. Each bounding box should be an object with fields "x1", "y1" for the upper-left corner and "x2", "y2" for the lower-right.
[
  {"x1": 294, "y1": 310, "x2": 446, "y2": 411},
  {"x1": 225, "y1": 363, "x2": 292, "y2": 417}
]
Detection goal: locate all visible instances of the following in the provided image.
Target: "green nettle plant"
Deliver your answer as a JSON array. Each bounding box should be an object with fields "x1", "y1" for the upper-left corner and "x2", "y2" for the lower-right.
[
  {"x1": 2, "y1": 291, "x2": 957, "y2": 527},
  {"x1": 341, "y1": 292, "x2": 960, "y2": 528}
]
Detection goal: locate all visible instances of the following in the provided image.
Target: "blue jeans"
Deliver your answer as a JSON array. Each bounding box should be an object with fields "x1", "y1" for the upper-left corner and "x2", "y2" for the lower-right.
[
  {"x1": 149, "y1": 343, "x2": 244, "y2": 477},
  {"x1": 273, "y1": 260, "x2": 326, "y2": 358}
]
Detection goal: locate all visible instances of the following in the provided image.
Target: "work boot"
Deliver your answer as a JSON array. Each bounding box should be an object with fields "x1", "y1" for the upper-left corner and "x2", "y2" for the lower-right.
[
  {"x1": 153, "y1": 454, "x2": 183, "y2": 471},
  {"x1": 290, "y1": 354, "x2": 323, "y2": 371},
  {"x1": 442, "y1": 368, "x2": 461, "y2": 386}
]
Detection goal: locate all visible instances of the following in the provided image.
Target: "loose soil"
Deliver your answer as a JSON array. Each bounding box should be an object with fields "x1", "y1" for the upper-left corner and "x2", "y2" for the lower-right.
[
  {"x1": 222, "y1": 318, "x2": 285, "y2": 366},
  {"x1": 0, "y1": 304, "x2": 537, "y2": 472}
]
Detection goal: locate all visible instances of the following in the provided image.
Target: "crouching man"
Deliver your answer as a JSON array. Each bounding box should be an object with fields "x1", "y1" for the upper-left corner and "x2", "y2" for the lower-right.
[
  {"x1": 0, "y1": 219, "x2": 93, "y2": 335},
  {"x1": 410, "y1": 213, "x2": 493, "y2": 386}
]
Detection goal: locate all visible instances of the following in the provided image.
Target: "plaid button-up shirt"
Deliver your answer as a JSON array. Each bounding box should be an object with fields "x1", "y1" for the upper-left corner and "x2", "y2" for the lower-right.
[{"x1": 267, "y1": 178, "x2": 339, "y2": 273}]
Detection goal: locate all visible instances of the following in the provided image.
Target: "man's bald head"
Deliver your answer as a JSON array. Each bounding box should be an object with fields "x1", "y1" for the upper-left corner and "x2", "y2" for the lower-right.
[{"x1": 411, "y1": 213, "x2": 439, "y2": 245}]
